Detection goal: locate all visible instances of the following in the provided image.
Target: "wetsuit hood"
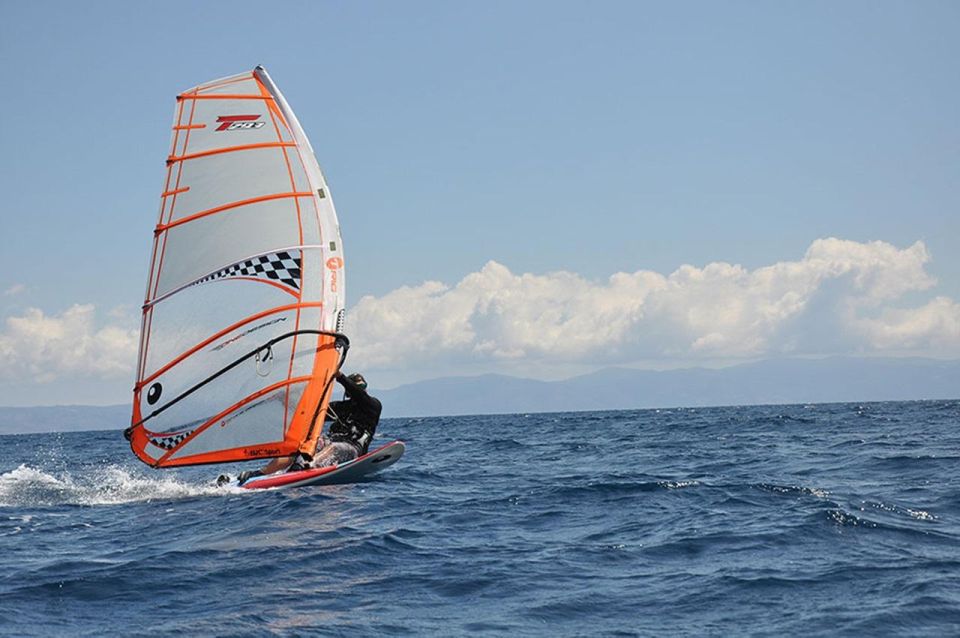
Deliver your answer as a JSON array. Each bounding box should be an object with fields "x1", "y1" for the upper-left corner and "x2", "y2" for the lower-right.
[{"x1": 348, "y1": 373, "x2": 367, "y2": 390}]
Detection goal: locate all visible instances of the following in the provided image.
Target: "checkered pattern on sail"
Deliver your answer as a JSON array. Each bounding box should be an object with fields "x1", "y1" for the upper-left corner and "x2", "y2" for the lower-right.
[
  {"x1": 149, "y1": 430, "x2": 195, "y2": 450},
  {"x1": 197, "y1": 251, "x2": 301, "y2": 290}
]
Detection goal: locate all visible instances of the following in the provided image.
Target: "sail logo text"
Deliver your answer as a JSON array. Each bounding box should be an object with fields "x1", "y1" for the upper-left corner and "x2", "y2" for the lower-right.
[
  {"x1": 327, "y1": 257, "x2": 343, "y2": 292},
  {"x1": 245, "y1": 448, "x2": 281, "y2": 457},
  {"x1": 215, "y1": 115, "x2": 266, "y2": 131}
]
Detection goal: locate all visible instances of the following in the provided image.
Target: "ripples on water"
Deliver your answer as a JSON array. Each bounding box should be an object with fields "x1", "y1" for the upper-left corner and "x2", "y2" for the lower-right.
[{"x1": 1, "y1": 400, "x2": 958, "y2": 636}]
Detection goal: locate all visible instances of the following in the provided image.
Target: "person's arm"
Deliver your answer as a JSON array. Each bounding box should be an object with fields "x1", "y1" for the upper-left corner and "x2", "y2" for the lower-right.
[
  {"x1": 237, "y1": 454, "x2": 295, "y2": 484},
  {"x1": 336, "y1": 373, "x2": 378, "y2": 409},
  {"x1": 335, "y1": 372, "x2": 360, "y2": 394}
]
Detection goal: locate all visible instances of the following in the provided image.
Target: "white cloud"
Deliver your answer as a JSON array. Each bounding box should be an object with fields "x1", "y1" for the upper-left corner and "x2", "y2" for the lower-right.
[
  {"x1": 3, "y1": 284, "x2": 25, "y2": 296},
  {"x1": 2, "y1": 237, "x2": 955, "y2": 393},
  {"x1": 346, "y1": 238, "x2": 959, "y2": 371},
  {"x1": 855, "y1": 297, "x2": 960, "y2": 350},
  {"x1": 0, "y1": 304, "x2": 139, "y2": 384}
]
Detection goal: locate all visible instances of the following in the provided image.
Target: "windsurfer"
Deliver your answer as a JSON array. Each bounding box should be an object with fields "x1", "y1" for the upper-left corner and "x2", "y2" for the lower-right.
[
  {"x1": 225, "y1": 372, "x2": 381, "y2": 485},
  {"x1": 312, "y1": 372, "x2": 382, "y2": 467}
]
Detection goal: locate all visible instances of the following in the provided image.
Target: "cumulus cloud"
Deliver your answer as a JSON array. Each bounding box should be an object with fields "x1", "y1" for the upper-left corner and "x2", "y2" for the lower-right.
[
  {"x1": 0, "y1": 304, "x2": 139, "y2": 383},
  {"x1": 346, "y1": 238, "x2": 959, "y2": 370},
  {"x1": 2, "y1": 238, "x2": 955, "y2": 389},
  {"x1": 854, "y1": 297, "x2": 960, "y2": 350}
]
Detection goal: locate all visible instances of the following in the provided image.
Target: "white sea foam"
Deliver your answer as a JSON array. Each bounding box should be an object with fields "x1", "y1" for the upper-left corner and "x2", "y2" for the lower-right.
[
  {"x1": 661, "y1": 480, "x2": 700, "y2": 489},
  {"x1": 0, "y1": 463, "x2": 243, "y2": 507},
  {"x1": 906, "y1": 508, "x2": 936, "y2": 521}
]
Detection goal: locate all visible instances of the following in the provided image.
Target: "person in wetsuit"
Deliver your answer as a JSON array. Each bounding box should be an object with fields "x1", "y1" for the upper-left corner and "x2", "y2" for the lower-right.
[
  {"x1": 226, "y1": 372, "x2": 381, "y2": 485},
  {"x1": 310, "y1": 372, "x2": 381, "y2": 468}
]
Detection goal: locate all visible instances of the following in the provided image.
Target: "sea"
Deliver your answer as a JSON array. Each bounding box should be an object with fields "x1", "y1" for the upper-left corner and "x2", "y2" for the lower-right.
[{"x1": 1, "y1": 400, "x2": 959, "y2": 637}]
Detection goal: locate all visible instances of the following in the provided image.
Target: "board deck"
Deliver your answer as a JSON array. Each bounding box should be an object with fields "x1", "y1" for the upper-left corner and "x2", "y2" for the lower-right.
[{"x1": 237, "y1": 440, "x2": 406, "y2": 490}]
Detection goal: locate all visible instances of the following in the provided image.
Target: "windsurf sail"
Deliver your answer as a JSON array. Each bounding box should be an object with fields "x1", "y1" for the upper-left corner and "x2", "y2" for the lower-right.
[{"x1": 126, "y1": 66, "x2": 348, "y2": 468}]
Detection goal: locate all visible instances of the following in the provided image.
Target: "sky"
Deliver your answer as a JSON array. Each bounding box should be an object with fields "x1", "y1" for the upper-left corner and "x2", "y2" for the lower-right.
[{"x1": 0, "y1": 1, "x2": 958, "y2": 405}]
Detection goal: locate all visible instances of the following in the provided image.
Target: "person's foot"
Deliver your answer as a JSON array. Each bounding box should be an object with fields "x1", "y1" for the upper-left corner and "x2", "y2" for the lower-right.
[{"x1": 216, "y1": 474, "x2": 230, "y2": 487}]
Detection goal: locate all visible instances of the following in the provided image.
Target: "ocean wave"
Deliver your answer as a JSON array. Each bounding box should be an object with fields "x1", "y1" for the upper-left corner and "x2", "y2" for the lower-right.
[
  {"x1": 755, "y1": 482, "x2": 830, "y2": 498},
  {"x1": 543, "y1": 479, "x2": 702, "y2": 501},
  {"x1": 819, "y1": 507, "x2": 943, "y2": 537},
  {"x1": 870, "y1": 453, "x2": 960, "y2": 464},
  {"x1": 0, "y1": 464, "x2": 240, "y2": 507}
]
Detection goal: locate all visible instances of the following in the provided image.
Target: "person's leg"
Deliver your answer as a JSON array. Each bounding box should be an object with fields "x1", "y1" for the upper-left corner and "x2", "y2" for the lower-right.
[
  {"x1": 262, "y1": 455, "x2": 296, "y2": 475},
  {"x1": 312, "y1": 441, "x2": 358, "y2": 468},
  {"x1": 330, "y1": 441, "x2": 359, "y2": 464},
  {"x1": 311, "y1": 441, "x2": 339, "y2": 467}
]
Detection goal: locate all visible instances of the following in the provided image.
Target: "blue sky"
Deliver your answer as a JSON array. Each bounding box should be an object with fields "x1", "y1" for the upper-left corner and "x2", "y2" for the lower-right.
[{"x1": 1, "y1": 1, "x2": 958, "y2": 404}]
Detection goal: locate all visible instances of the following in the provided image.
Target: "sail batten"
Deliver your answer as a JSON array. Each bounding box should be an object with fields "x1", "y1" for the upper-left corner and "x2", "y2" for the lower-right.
[
  {"x1": 154, "y1": 191, "x2": 312, "y2": 234},
  {"x1": 128, "y1": 67, "x2": 346, "y2": 468},
  {"x1": 167, "y1": 141, "x2": 298, "y2": 165}
]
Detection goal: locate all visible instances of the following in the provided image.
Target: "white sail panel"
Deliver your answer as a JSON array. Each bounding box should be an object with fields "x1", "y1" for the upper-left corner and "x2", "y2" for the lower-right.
[
  {"x1": 172, "y1": 84, "x2": 283, "y2": 158},
  {"x1": 141, "y1": 268, "x2": 302, "y2": 379},
  {"x1": 166, "y1": 383, "x2": 308, "y2": 460},
  {"x1": 168, "y1": 147, "x2": 311, "y2": 224},
  {"x1": 154, "y1": 197, "x2": 306, "y2": 299}
]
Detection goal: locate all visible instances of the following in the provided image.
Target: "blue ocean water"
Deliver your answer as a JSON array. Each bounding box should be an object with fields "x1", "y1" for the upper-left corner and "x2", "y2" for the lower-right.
[{"x1": 1, "y1": 401, "x2": 959, "y2": 636}]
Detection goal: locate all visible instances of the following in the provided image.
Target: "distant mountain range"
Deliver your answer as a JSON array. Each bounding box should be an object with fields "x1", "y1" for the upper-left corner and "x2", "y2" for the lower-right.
[
  {"x1": 1, "y1": 357, "x2": 957, "y2": 434},
  {"x1": 377, "y1": 356, "x2": 960, "y2": 416},
  {"x1": 0, "y1": 404, "x2": 129, "y2": 436}
]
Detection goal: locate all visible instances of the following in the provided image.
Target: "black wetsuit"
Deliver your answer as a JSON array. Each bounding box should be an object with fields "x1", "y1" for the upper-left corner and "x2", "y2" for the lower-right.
[{"x1": 326, "y1": 374, "x2": 381, "y2": 455}]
